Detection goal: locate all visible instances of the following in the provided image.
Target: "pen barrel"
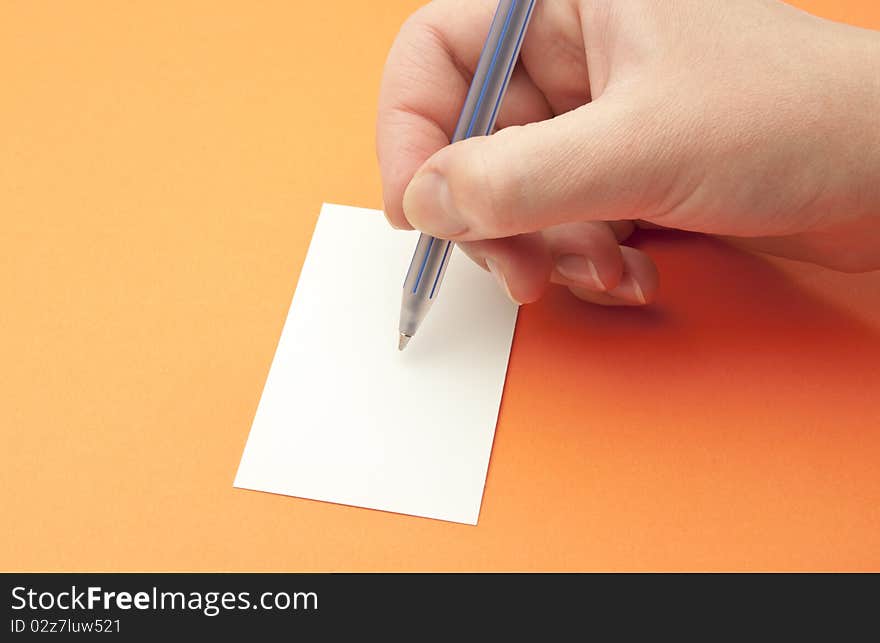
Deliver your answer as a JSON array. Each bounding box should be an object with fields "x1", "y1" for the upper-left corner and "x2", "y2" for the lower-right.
[
  {"x1": 451, "y1": 0, "x2": 536, "y2": 143},
  {"x1": 398, "y1": 0, "x2": 536, "y2": 340},
  {"x1": 400, "y1": 235, "x2": 454, "y2": 337}
]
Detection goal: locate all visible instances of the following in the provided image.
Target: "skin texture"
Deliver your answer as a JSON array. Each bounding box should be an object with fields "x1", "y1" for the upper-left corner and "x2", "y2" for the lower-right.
[{"x1": 376, "y1": 0, "x2": 880, "y2": 306}]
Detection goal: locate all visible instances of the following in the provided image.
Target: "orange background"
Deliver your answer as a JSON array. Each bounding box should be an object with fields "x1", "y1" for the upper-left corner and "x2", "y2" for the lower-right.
[{"x1": 2, "y1": 0, "x2": 879, "y2": 571}]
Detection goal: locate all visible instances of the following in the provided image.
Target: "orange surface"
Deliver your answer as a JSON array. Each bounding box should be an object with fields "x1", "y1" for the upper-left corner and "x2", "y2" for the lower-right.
[{"x1": 2, "y1": 0, "x2": 879, "y2": 571}]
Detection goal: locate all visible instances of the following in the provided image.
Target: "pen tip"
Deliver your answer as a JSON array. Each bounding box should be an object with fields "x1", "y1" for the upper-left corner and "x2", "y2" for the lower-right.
[{"x1": 398, "y1": 334, "x2": 412, "y2": 351}]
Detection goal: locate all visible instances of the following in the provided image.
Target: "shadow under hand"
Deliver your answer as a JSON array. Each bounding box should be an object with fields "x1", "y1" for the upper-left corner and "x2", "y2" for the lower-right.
[
  {"x1": 504, "y1": 230, "x2": 880, "y2": 438},
  {"x1": 481, "y1": 231, "x2": 880, "y2": 565}
]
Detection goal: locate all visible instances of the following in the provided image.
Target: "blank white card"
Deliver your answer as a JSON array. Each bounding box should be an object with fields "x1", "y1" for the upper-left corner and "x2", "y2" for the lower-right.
[{"x1": 234, "y1": 203, "x2": 519, "y2": 524}]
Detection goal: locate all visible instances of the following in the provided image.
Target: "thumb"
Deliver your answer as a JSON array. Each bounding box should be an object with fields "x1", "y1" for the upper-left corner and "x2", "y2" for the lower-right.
[{"x1": 402, "y1": 97, "x2": 671, "y2": 241}]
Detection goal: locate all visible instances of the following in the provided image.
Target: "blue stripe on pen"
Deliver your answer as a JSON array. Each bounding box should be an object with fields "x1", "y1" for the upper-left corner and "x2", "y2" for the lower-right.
[
  {"x1": 455, "y1": 4, "x2": 501, "y2": 138},
  {"x1": 408, "y1": 2, "x2": 528, "y2": 303},
  {"x1": 429, "y1": 241, "x2": 453, "y2": 299},
  {"x1": 484, "y1": 0, "x2": 534, "y2": 135},
  {"x1": 464, "y1": 0, "x2": 518, "y2": 139},
  {"x1": 412, "y1": 236, "x2": 435, "y2": 293},
  {"x1": 452, "y1": 1, "x2": 501, "y2": 139}
]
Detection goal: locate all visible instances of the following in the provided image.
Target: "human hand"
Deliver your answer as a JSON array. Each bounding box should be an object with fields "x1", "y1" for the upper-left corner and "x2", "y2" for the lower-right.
[{"x1": 377, "y1": 0, "x2": 880, "y2": 305}]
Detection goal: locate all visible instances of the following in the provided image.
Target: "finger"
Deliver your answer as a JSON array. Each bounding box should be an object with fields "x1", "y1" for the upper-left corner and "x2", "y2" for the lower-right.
[
  {"x1": 402, "y1": 94, "x2": 673, "y2": 240},
  {"x1": 377, "y1": 1, "x2": 553, "y2": 230},
  {"x1": 558, "y1": 246, "x2": 659, "y2": 306},
  {"x1": 519, "y1": 0, "x2": 590, "y2": 114},
  {"x1": 457, "y1": 233, "x2": 552, "y2": 305},
  {"x1": 495, "y1": 64, "x2": 553, "y2": 130},
  {"x1": 541, "y1": 221, "x2": 625, "y2": 291},
  {"x1": 634, "y1": 220, "x2": 671, "y2": 231},
  {"x1": 608, "y1": 220, "x2": 636, "y2": 241},
  {"x1": 717, "y1": 228, "x2": 879, "y2": 273}
]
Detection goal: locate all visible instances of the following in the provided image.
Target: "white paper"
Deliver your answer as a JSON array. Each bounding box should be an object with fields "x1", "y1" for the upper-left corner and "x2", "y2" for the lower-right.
[{"x1": 233, "y1": 203, "x2": 519, "y2": 525}]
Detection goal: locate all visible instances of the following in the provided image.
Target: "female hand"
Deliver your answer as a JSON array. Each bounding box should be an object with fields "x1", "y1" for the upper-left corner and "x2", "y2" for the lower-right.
[{"x1": 377, "y1": 0, "x2": 880, "y2": 305}]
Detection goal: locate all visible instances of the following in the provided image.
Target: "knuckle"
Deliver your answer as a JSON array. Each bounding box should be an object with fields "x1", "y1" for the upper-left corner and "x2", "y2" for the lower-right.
[{"x1": 400, "y1": 5, "x2": 432, "y2": 33}]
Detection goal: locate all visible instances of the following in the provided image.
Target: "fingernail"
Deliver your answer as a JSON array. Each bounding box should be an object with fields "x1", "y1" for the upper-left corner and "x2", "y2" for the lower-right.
[
  {"x1": 633, "y1": 279, "x2": 647, "y2": 304},
  {"x1": 485, "y1": 258, "x2": 520, "y2": 305},
  {"x1": 609, "y1": 274, "x2": 648, "y2": 304},
  {"x1": 555, "y1": 255, "x2": 607, "y2": 291},
  {"x1": 402, "y1": 172, "x2": 469, "y2": 238}
]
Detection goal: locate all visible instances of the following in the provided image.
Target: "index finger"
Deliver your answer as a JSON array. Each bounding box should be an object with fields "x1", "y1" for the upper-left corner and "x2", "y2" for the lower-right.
[{"x1": 376, "y1": 0, "x2": 551, "y2": 229}]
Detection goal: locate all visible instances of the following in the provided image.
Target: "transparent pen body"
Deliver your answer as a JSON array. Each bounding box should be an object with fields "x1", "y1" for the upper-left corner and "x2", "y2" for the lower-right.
[{"x1": 399, "y1": 0, "x2": 536, "y2": 341}]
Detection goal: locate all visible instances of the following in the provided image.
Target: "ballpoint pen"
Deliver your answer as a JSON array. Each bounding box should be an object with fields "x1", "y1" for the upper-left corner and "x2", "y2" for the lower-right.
[{"x1": 397, "y1": 0, "x2": 536, "y2": 351}]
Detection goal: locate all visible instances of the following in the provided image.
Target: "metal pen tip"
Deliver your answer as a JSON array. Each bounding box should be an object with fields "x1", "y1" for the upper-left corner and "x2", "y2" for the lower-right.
[{"x1": 398, "y1": 333, "x2": 412, "y2": 351}]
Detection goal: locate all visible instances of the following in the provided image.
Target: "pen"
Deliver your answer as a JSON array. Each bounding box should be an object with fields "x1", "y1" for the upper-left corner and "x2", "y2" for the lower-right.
[{"x1": 397, "y1": 0, "x2": 536, "y2": 351}]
